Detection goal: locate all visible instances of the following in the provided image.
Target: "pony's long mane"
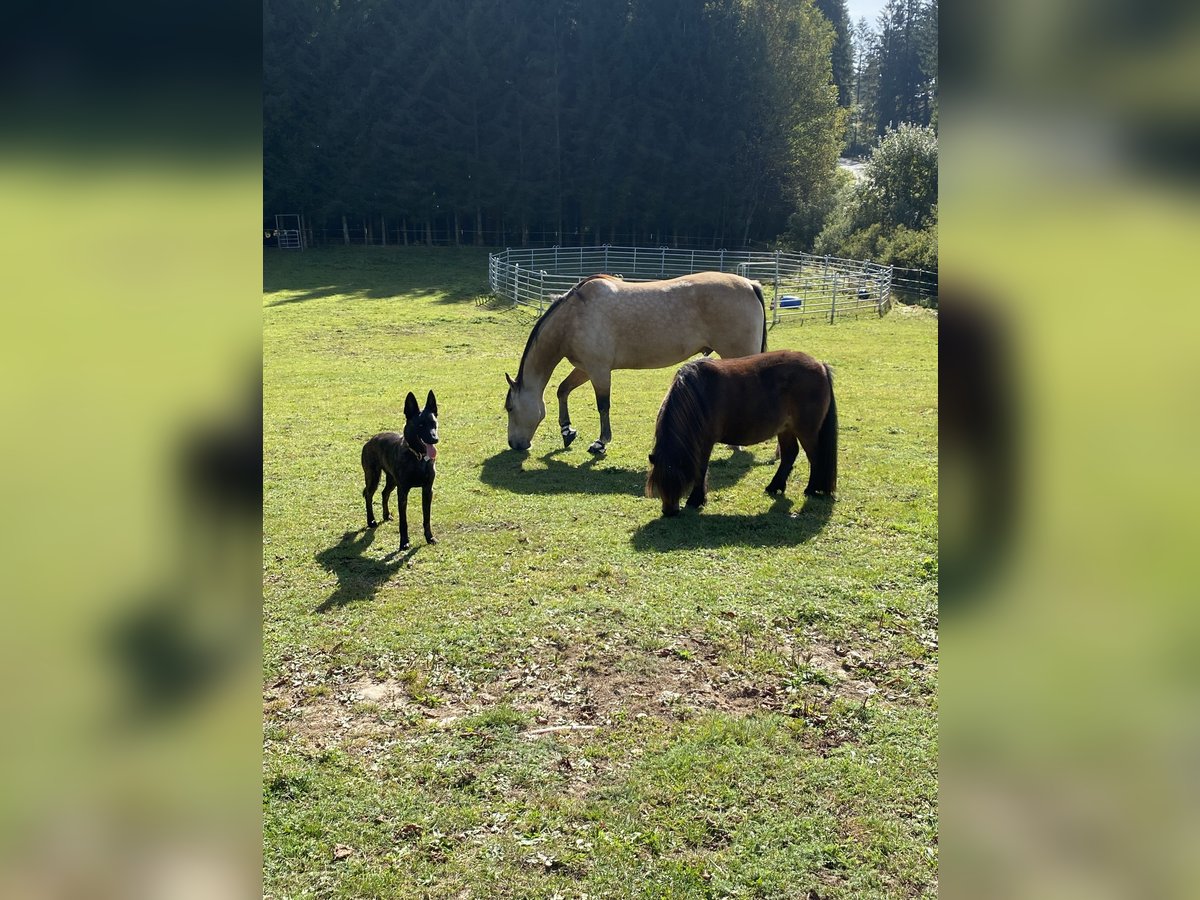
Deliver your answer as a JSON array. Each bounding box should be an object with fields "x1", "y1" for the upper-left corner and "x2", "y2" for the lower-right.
[
  {"x1": 514, "y1": 274, "x2": 618, "y2": 384},
  {"x1": 646, "y1": 362, "x2": 712, "y2": 500}
]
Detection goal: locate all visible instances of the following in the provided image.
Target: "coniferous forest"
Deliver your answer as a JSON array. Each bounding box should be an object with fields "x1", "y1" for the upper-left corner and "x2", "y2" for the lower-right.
[{"x1": 264, "y1": 0, "x2": 937, "y2": 250}]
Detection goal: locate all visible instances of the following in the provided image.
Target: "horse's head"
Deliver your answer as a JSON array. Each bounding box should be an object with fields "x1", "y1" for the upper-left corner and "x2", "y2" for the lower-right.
[{"x1": 505, "y1": 373, "x2": 544, "y2": 451}]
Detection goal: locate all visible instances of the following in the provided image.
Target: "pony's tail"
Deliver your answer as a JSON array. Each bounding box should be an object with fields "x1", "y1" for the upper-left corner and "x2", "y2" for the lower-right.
[
  {"x1": 812, "y1": 363, "x2": 838, "y2": 494},
  {"x1": 752, "y1": 281, "x2": 768, "y2": 352}
]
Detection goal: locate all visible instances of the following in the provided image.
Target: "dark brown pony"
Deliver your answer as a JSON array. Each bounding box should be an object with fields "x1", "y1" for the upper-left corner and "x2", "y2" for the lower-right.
[{"x1": 646, "y1": 350, "x2": 837, "y2": 516}]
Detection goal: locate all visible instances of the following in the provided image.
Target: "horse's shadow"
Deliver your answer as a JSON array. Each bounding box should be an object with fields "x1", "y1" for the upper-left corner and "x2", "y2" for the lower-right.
[
  {"x1": 630, "y1": 494, "x2": 835, "y2": 551},
  {"x1": 479, "y1": 448, "x2": 645, "y2": 496},
  {"x1": 313, "y1": 528, "x2": 417, "y2": 612},
  {"x1": 478, "y1": 446, "x2": 759, "y2": 497}
]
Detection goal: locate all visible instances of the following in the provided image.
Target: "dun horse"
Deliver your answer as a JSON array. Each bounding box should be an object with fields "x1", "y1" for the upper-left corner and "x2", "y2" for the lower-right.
[
  {"x1": 646, "y1": 350, "x2": 838, "y2": 516},
  {"x1": 504, "y1": 272, "x2": 766, "y2": 454}
]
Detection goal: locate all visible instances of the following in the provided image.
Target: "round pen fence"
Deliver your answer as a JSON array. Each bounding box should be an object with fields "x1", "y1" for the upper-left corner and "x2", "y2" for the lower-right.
[{"x1": 488, "y1": 246, "x2": 893, "y2": 324}]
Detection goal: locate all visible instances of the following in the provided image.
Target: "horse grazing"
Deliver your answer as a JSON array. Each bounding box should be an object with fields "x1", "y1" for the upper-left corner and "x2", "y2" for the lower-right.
[
  {"x1": 646, "y1": 350, "x2": 838, "y2": 517},
  {"x1": 504, "y1": 272, "x2": 766, "y2": 454}
]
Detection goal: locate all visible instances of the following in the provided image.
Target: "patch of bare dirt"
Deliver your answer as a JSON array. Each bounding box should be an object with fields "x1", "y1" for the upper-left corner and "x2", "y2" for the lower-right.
[{"x1": 264, "y1": 628, "x2": 929, "y2": 760}]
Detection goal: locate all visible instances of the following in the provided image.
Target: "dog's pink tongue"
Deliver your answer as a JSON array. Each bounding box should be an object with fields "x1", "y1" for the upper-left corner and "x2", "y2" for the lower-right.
[{"x1": 426, "y1": 444, "x2": 437, "y2": 461}]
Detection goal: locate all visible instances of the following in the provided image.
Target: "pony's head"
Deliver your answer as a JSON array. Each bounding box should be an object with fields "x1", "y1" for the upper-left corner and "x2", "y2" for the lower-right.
[
  {"x1": 645, "y1": 450, "x2": 694, "y2": 517},
  {"x1": 504, "y1": 373, "x2": 544, "y2": 451},
  {"x1": 645, "y1": 364, "x2": 709, "y2": 517}
]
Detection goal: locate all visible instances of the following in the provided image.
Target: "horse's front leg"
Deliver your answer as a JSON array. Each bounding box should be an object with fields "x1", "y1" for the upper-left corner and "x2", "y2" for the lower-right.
[
  {"x1": 587, "y1": 372, "x2": 612, "y2": 455},
  {"x1": 556, "y1": 367, "x2": 590, "y2": 449},
  {"x1": 766, "y1": 432, "x2": 799, "y2": 495},
  {"x1": 686, "y1": 444, "x2": 714, "y2": 509}
]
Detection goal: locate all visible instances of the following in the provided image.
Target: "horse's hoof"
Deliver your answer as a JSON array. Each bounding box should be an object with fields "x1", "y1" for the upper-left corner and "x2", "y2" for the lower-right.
[
  {"x1": 399, "y1": 540, "x2": 411, "y2": 550},
  {"x1": 765, "y1": 484, "x2": 785, "y2": 496},
  {"x1": 587, "y1": 441, "x2": 607, "y2": 455},
  {"x1": 562, "y1": 427, "x2": 578, "y2": 449},
  {"x1": 426, "y1": 535, "x2": 438, "y2": 545},
  {"x1": 367, "y1": 520, "x2": 378, "y2": 529}
]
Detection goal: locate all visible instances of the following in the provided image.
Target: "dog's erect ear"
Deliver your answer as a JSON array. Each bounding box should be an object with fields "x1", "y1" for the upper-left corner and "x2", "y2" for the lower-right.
[
  {"x1": 425, "y1": 390, "x2": 437, "y2": 415},
  {"x1": 404, "y1": 392, "x2": 419, "y2": 418},
  {"x1": 505, "y1": 372, "x2": 516, "y2": 388}
]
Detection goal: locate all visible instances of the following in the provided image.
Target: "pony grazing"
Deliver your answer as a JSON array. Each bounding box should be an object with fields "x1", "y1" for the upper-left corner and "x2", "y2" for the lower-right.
[
  {"x1": 646, "y1": 350, "x2": 838, "y2": 517},
  {"x1": 504, "y1": 272, "x2": 766, "y2": 455}
]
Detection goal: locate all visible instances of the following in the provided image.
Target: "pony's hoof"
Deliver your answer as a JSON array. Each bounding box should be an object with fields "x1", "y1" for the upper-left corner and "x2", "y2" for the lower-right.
[
  {"x1": 399, "y1": 539, "x2": 411, "y2": 550},
  {"x1": 367, "y1": 520, "x2": 378, "y2": 529},
  {"x1": 426, "y1": 535, "x2": 438, "y2": 545},
  {"x1": 587, "y1": 441, "x2": 607, "y2": 455},
  {"x1": 562, "y1": 427, "x2": 578, "y2": 449},
  {"x1": 765, "y1": 484, "x2": 785, "y2": 496}
]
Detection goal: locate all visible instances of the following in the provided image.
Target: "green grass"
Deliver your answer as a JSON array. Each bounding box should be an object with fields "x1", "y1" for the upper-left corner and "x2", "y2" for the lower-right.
[{"x1": 264, "y1": 246, "x2": 937, "y2": 899}]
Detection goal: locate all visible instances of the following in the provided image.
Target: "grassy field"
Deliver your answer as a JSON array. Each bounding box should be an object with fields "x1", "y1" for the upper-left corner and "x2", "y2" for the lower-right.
[{"x1": 263, "y1": 246, "x2": 938, "y2": 899}]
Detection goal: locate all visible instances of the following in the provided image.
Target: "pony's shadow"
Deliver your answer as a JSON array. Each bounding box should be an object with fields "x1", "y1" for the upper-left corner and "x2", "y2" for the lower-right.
[
  {"x1": 313, "y1": 528, "x2": 417, "y2": 612},
  {"x1": 630, "y1": 494, "x2": 835, "y2": 551},
  {"x1": 478, "y1": 446, "x2": 759, "y2": 497}
]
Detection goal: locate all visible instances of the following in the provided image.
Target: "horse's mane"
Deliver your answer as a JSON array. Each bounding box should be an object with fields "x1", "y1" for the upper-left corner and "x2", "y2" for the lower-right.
[
  {"x1": 647, "y1": 361, "x2": 712, "y2": 498},
  {"x1": 515, "y1": 274, "x2": 618, "y2": 384}
]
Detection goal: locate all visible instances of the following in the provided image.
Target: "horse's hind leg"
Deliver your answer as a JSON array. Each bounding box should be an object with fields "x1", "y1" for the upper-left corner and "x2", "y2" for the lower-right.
[
  {"x1": 556, "y1": 366, "x2": 590, "y2": 449},
  {"x1": 799, "y1": 426, "x2": 823, "y2": 495},
  {"x1": 363, "y1": 462, "x2": 381, "y2": 527},
  {"x1": 766, "y1": 432, "x2": 799, "y2": 495},
  {"x1": 381, "y1": 473, "x2": 396, "y2": 522},
  {"x1": 587, "y1": 371, "x2": 612, "y2": 455}
]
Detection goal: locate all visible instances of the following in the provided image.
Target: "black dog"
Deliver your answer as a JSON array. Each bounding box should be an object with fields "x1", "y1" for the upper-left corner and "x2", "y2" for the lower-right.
[{"x1": 361, "y1": 390, "x2": 439, "y2": 549}]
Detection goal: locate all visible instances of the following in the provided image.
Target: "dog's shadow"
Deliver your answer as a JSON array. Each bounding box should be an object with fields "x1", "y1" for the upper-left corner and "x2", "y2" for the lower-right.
[{"x1": 313, "y1": 528, "x2": 417, "y2": 612}]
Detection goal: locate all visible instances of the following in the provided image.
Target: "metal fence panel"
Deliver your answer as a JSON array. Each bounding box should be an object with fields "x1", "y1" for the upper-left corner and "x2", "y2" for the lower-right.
[{"x1": 488, "y1": 245, "x2": 895, "y2": 322}]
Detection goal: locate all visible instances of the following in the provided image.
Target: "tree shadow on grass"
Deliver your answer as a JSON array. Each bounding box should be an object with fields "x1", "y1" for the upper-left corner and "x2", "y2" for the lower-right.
[
  {"x1": 263, "y1": 247, "x2": 489, "y2": 308},
  {"x1": 630, "y1": 494, "x2": 834, "y2": 551},
  {"x1": 313, "y1": 528, "x2": 418, "y2": 612},
  {"x1": 264, "y1": 282, "x2": 482, "y2": 309}
]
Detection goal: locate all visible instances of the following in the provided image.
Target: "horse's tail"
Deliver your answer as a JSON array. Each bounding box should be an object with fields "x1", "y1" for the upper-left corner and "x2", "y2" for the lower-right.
[
  {"x1": 813, "y1": 363, "x2": 838, "y2": 494},
  {"x1": 752, "y1": 281, "x2": 768, "y2": 352}
]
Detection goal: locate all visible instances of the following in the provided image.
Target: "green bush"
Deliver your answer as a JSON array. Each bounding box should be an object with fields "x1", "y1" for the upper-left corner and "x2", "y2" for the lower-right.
[{"x1": 807, "y1": 125, "x2": 937, "y2": 270}]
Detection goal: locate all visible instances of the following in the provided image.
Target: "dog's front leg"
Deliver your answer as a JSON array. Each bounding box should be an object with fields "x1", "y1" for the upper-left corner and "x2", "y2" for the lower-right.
[
  {"x1": 381, "y1": 473, "x2": 395, "y2": 522},
  {"x1": 422, "y1": 482, "x2": 436, "y2": 545},
  {"x1": 398, "y1": 486, "x2": 412, "y2": 549}
]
